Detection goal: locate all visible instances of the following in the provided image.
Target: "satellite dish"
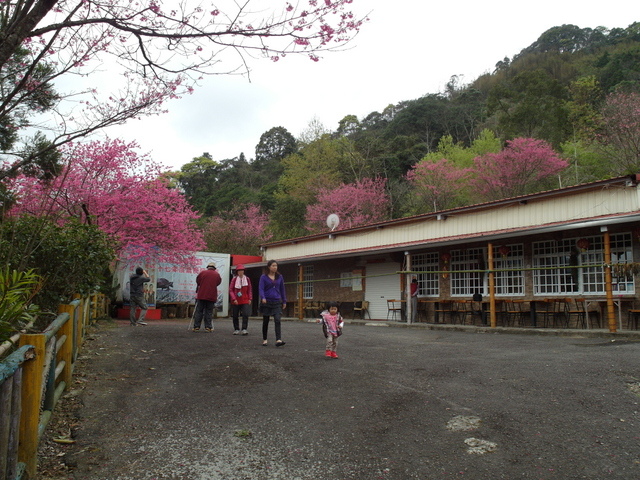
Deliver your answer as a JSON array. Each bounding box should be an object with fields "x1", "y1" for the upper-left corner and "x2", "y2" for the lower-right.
[{"x1": 326, "y1": 214, "x2": 340, "y2": 231}]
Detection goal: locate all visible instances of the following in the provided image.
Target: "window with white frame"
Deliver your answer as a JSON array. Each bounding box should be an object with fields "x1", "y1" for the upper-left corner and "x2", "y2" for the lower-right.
[
  {"x1": 611, "y1": 232, "x2": 634, "y2": 293},
  {"x1": 533, "y1": 233, "x2": 633, "y2": 295},
  {"x1": 303, "y1": 265, "x2": 314, "y2": 299},
  {"x1": 493, "y1": 244, "x2": 525, "y2": 296},
  {"x1": 451, "y1": 248, "x2": 486, "y2": 297},
  {"x1": 411, "y1": 253, "x2": 439, "y2": 297}
]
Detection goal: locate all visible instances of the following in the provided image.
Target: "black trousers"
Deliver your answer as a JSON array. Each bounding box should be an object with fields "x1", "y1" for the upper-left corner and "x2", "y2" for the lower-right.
[
  {"x1": 261, "y1": 302, "x2": 282, "y2": 341},
  {"x1": 193, "y1": 299, "x2": 215, "y2": 329},
  {"x1": 232, "y1": 303, "x2": 250, "y2": 330}
]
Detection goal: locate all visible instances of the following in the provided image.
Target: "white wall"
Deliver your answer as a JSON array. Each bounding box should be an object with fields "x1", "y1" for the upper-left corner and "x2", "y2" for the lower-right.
[{"x1": 365, "y1": 262, "x2": 402, "y2": 320}]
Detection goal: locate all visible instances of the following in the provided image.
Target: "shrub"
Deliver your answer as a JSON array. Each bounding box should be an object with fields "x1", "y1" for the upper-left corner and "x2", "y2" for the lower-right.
[{"x1": 0, "y1": 216, "x2": 115, "y2": 313}]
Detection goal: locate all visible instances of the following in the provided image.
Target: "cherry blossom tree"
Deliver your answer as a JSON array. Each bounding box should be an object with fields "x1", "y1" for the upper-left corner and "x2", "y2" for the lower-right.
[
  {"x1": 405, "y1": 158, "x2": 472, "y2": 213},
  {"x1": 0, "y1": 0, "x2": 366, "y2": 182},
  {"x1": 8, "y1": 138, "x2": 204, "y2": 264},
  {"x1": 470, "y1": 137, "x2": 568, "y2": 201},
  {"x1": 202, "y1": 203, "x2": 271, "y2": 255},
  {"x1": 306, "y1": 177, "x2": 390, "y2": 232}
]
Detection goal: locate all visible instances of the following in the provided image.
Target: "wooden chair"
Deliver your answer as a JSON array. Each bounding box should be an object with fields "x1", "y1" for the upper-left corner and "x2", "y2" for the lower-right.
[
  {"x1": 352, "y1": 300, "x2": 370, "y2": 320},
  {"x1": 304, "y1": 301, "x2": 319, "y2": 319},
  {"x1": 539, "y1": 298, "x2": 567, "y2": 328},
  {"x1": 499, "y1": 299, "x2": 523, "y2": 327},
  {"x1": 434, "y1": 300, "x2": 455, "y2": 324},
  {"x1": 455, "y1": 300, "x2": 470, "y2": 325},
  {"x1": 456, "y1": 300, "x2": 481, "y2": 325},
  {"x1": 386, "y1": 299, "x2": 402, "y2": 321},
  {"x1": 565, "y1": 297, "x2": 587, "y2": 328},
  {"x1": 539, "y1": 299, "x2": 558, "y2": 328},
  {"x1": 628, "y1": 303, "x2": 640, "y2": 330}
]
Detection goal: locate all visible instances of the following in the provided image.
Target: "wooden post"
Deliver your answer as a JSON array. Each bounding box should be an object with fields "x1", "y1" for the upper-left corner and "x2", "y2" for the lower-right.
[
  {"x1": 603, "y1": 229, "x2": 617, "y2": 333},
  {"x1": 298, "y1": 264, "x2": 304, "y2": 320},
  {"x1": 488, "y1": 243, "x2": 497, "y2": 328},
  {"x1": 17, "y1": 335, "x2": 46, "y2": 478},
  {"x1": 56, "y1": 305, "x2": 75, "y2": 386},
  {"x1": 405, "y1": 252, "x2": 412, "y2": 324},
  {"x1": 91, "y1": 293, "x2": 98, "y2": 321},
  {"x1": 75, "y1": 298, "x2": 84, "y2": 355}
]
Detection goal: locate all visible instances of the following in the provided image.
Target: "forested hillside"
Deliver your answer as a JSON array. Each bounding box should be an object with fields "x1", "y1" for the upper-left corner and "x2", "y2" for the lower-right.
[{"x1": 177, "y1": 22, "x2": 640, "y2": 254}]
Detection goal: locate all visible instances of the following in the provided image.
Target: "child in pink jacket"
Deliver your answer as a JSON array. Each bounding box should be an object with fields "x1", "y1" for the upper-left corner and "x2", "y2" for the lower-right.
[{"x1": 317, "y1": 301, "x2": 344, "y2": 358}]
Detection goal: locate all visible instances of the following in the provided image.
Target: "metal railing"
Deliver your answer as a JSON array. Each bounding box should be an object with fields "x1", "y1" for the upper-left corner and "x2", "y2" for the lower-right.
[{"x1": 0, "y1": 293, "x2": 108, "y2": 480}]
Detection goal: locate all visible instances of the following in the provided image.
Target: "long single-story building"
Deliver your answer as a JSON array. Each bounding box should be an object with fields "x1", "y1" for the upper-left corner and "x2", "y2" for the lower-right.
[{"x1": 245, "y1": 174, "x2": 640, "y2": 333}]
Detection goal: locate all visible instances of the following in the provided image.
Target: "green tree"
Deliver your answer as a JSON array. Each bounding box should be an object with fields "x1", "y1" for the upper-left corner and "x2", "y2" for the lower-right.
[
  {"x1": 177, "y1": 153, "x2": 220, "y2": 214},
  {"x1": 253, "y1": 127, "x2": 298, "y2": 187},
  {"x1": 268, "y1": 196, "x2": 308, "y2": 240},
  {"x1": 487, "y1": 69, "x2": 571, "y2": 147},
  {"x1": 278, "y1": 135, "x2": 350, "y2": 203},
  {"x1": 560, "y1": 139, "x2": 610, "y2": 185}
]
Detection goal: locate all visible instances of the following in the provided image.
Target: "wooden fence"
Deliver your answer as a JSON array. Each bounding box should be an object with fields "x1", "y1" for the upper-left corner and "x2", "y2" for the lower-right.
[{"x1": 0, "y1": 293, "x2": 109, "y2": 480}]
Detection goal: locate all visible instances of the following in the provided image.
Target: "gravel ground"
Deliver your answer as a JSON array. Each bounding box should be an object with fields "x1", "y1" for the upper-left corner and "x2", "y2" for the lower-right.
[{"x1": 38, "y1": 317, "x2": 640, "y2": 480}]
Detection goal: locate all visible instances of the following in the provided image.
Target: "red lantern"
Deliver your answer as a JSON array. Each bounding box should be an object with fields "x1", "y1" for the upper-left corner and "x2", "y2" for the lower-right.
[
  {"x1": 441, "y1": 252, "x2": 451, "y2": 278},
  {"x1": 576, "y1": 238, "x2": 590, "y2": 252},
  {"x1": 498, "y1": 245, "x2": 511, "y2": 258}
]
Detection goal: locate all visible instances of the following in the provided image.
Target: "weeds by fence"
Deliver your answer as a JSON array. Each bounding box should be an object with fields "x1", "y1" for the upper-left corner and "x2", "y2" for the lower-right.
[{"x1": 0, "y1": 293, "x2": 108, "y2": 480}]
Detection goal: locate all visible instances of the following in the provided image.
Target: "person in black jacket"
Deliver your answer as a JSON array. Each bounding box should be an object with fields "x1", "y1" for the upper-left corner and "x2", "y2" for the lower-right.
[{"x1": 129, "y1": 267, "x2": 150, "y2": 326}]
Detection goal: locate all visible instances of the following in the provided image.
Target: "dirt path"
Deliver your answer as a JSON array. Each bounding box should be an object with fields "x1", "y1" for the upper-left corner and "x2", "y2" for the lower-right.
[{"x1": 39, "y1": 318, "x2": 640, "y2": 480}]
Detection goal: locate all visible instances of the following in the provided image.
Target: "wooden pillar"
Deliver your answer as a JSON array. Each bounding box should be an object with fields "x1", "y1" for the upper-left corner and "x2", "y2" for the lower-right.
[
  {"x1": 56, "y1": 305, "x2": 74, "y2": 386},
  {"x1": 488, "y1": 243, "x2": 497, "y2": 328},
  {"x1": 298, "y1": 264, "x2": 304, "y2": 320},
  {"x1": 603, "y1": 229, "x2": 617, "y2": 333},
  {"x1": 17, "y1": 335, "x2": 46, "y2": 478}
]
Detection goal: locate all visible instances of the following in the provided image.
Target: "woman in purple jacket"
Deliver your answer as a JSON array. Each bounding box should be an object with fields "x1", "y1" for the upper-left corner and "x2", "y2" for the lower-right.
[{"x1": 258, "y1": 259, "x2": 287, "y2": 347}]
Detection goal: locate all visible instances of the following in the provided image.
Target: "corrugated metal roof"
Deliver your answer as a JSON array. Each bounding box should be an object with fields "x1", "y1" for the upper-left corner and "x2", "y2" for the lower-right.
[
  {"x1": 262, "y1": 174, "x2": 639, "y2": 248},
  {"x1": 261, "y1": 175, "x2": 640, "y2": 265}
]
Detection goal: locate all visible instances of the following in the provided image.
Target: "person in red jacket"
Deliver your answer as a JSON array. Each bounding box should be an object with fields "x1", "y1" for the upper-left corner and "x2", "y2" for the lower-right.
[
  {"x1": 229, "y1": 264, "x2": 252, "y2": 335},
  {"x1": 193, "y1": 262, "x2": 222, "y2": 332}
]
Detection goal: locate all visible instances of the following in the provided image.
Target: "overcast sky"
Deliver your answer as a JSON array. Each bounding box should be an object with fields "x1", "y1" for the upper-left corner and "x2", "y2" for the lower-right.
[{"x1": 103, "y1": 0, "x2": 637, "y2": 171}]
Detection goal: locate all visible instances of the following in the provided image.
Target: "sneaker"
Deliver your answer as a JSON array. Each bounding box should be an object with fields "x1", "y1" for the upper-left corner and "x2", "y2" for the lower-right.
[
  {"x1": 192, "y1": 327, "x2": 200, "y2": 332},
  {"x1": 205, "y1": 328, "x2": 213, "y2": 332},
  {"x1": 233, "y1": 330, "x2": 240, "y2": 335},
  {"x1": 241, "y1": 330, "x2": 248, "y2": 335},
  {"x1": 331, "y1": 351, "x2": 338, "y2": 359},
  {"x1": 137, "y1": 321, "x2": 147, "y2": 326},
  {"x1": 325, "y1": 350, "x2": 332, "y2": 357}
]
